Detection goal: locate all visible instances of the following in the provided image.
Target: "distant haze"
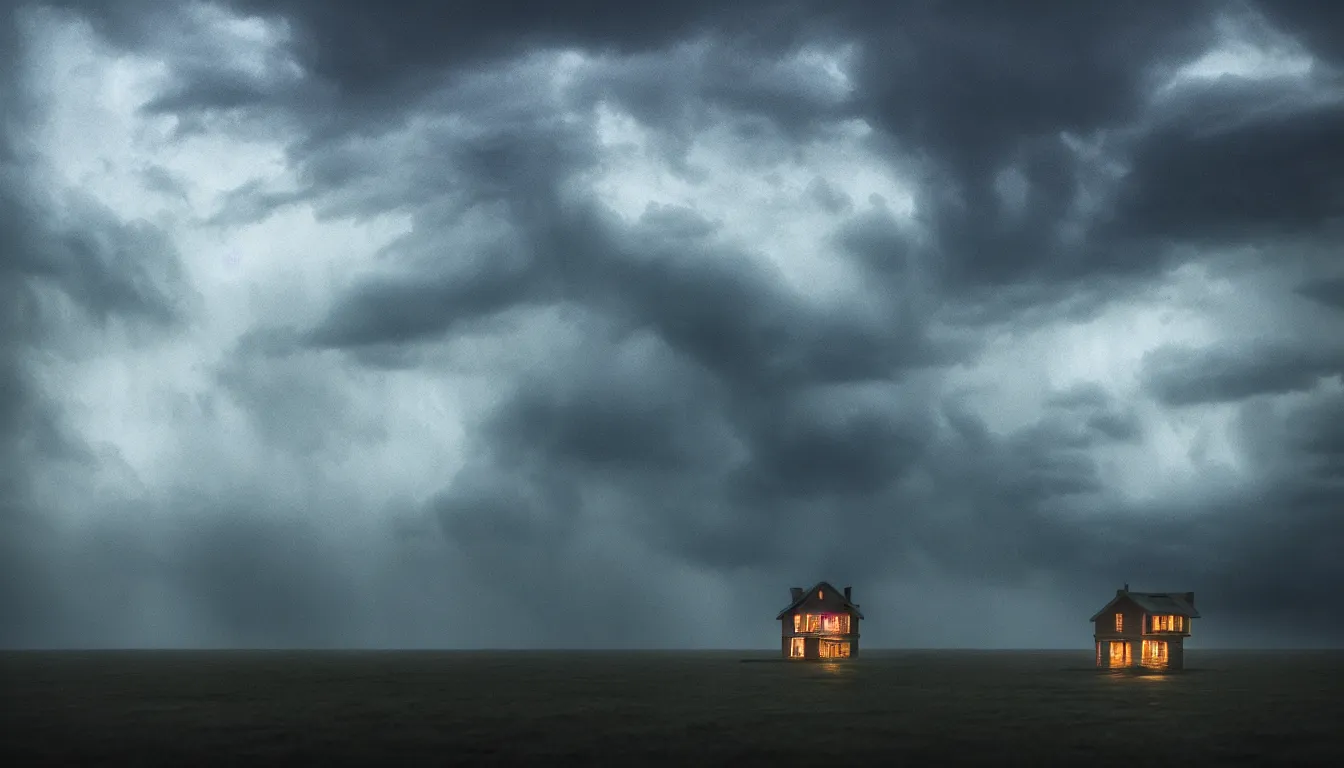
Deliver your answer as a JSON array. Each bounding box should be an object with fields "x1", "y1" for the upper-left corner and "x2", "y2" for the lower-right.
[{"x1": 2, "y1": 0, "x2": 1341, "y2": 649}]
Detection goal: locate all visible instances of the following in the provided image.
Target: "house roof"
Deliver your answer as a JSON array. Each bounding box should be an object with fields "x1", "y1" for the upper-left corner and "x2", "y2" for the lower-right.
[
  {"x1": 1089, "y1": 590, "x2": 1201, "y2": 621},
  {"x1": 775, "y1": 581, "x2": 865, "y2": 620}
]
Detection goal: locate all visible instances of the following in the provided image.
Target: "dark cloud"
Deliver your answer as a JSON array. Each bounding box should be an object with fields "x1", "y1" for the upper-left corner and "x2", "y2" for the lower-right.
[
  {"x1": 1250, "y1": 0, "x2": 1344, "y2": 67},
  {"x1": 1142, "y1": 341, "x2": 1344, "y2": 406},
  {"x1": 1296, "y1": 275, "x2": 1344, "y2": 311},
  {"x1": 1045, "y1": 382, "x2": 1111, "y2": 409},
  {"x1": 853, "y1": 1, "x2": 1221, "y2": 291},
  {"x1": 482, "y1": 330, "x2": 730, "y2": 472},
  {"x1": 223, "y1": 0, "x2": 804, "y2": 96},
  {"x1": 8, "y1": 191, "x2": 192, "y2": 329},
  {"x1": 1110, "y1": 96, "x2": 1344, "y2": 246},
  {"x1": 1087, "y1": 411, "x2": 1144, "y2": 443},
  {"x1": 5, "y1": 0, "x2": 1343, "y2": 650},
  {"x1": 730, "y1": 382, "x2": 933, "y2": 501}
]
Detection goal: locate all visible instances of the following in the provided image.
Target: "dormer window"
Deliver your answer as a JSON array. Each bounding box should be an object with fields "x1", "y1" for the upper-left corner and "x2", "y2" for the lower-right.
[{"x1": 1115, "y1": 613, "x2": 1124, "y2": 632}]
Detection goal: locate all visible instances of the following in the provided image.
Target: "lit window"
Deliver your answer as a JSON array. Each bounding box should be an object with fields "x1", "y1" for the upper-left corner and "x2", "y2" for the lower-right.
[
  {"x1": 1109, "y1": 642, "x2": 1127, "y2": 665},
  {"x1": 821, "y1": 614, "x2": 850, "y2": 634},
  {"x1": 793, "y1": 614, "x2": 802, "y2": 632},
  {"x1": 1115, "y1": 613, "x2": 1124, "y2": 632},
  {"x1": 1141, "y1": 640, "x2": 1170, "y2": 667},
  {"x1": 819, "y1": 590, "x2": 824, "y2": 599}
]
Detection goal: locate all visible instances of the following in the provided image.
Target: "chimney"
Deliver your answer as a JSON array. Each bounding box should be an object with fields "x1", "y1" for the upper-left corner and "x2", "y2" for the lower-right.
[
  {"x1": 843, "y1": 586, "x2": 852, "y2": 601},
  {"x1": 790, "y1": 587, "x2": 803, "y2": 602},
  {"x1": 1184, "y1": 592, "x2": 1195, "y2": 608}
]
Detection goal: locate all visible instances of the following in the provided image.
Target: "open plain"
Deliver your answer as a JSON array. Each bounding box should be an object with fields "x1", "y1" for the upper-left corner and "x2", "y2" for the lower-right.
[{"x1": 3, "y1": 650, "x2": 1341, "y2": 765}]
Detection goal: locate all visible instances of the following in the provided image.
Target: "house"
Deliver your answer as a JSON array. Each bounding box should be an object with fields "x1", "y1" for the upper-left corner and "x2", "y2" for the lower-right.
[
  {"x1": 777, "y1": 582, "x2": 863, "y2": 660},
  {"x1": 1090, "y1": 584, "x2": 1199, "y2": 671}
]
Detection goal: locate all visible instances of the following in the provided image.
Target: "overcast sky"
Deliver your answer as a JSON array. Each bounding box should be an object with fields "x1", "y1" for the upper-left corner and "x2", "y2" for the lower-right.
[{"x1": 2, "y1": 0, "x2": 1341, "y2": 650}]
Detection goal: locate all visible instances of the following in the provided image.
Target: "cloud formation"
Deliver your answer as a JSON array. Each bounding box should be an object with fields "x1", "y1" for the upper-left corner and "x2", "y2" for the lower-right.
[{"x1": 3, "y1": 0, "x2": 1342, "y2": 649}]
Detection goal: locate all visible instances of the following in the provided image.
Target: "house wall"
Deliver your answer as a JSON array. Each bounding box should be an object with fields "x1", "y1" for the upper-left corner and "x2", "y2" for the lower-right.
[
  {"x1": 780, "y1": 619, "x2": 861, "y2": 658},
  {"x1": 1092, "y1": 596, "x2": 1145, "y2": 640},
  {"x1": 1169, "y1": 638, "x2": 1185, "y2": 671},
  {"x1": 1094, "y1": 597, "x2": 1141, "y2": 669}
]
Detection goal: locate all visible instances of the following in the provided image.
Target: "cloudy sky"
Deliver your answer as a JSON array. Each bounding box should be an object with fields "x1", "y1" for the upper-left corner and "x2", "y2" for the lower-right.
[{"x1": 2, "y1": 0, "x2": 1341, "y2": 650}]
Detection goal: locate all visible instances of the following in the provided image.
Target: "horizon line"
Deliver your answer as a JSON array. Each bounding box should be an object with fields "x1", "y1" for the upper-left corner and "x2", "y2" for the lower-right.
[{"x1": 4, "y1": 646, "x2": 1340, "y2": 653}]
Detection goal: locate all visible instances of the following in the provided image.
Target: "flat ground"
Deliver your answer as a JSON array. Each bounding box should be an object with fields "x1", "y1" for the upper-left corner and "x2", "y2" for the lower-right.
[{"x1": 3, "y1": 650, "x2": 1341, "y2": 765}]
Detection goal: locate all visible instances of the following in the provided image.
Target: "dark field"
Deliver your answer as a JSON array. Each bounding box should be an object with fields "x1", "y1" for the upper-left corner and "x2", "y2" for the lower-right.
[{"x1": 3, "y1": 650, "x2": 1342, "y2": 766}]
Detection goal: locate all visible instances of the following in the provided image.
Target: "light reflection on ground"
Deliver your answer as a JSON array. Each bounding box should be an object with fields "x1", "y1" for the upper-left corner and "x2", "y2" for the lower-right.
[
  {"x1": 1102, "y1": 670, "x2": 1173, "y2": 684},
  {"x1": 813, "y1": 661, "x2": 858, "y2": 682}
]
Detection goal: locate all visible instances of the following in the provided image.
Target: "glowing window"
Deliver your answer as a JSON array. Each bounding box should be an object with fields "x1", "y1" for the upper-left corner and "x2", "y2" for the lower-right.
[
  {"x1": 1115, "y1": 613, "x2": 1124, "y2": 632},
  {"x1": 819, "y1": 590, "x2": 824, "y2": 599},
  {"x1": 1141, "y1": 640, "x2": 1170, "y2": 667},
  {"x1": 821, "y1": 614, "x2": 850, "y2": 634},
  {"x1": 819, "y1": 640, "x2": 851, "y2": 658},
  {"x1": 1109, "y1": 642, "x2": 1128, "y2": 665},
  {"x1": 1153, "y1": 615, "x2": 1180, "y2": 631},
  {"x1": 793, "y1": 614, "x2": 802, "y2": 632}
]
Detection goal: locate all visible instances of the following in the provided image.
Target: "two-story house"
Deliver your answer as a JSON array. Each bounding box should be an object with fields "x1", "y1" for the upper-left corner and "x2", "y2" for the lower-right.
[
  {"x1": 777, "y1": 582, "x2": 864, "y2": 660},
  {"x1": 1090, "y1": 584, "x2": 1199, "y2": 671}
]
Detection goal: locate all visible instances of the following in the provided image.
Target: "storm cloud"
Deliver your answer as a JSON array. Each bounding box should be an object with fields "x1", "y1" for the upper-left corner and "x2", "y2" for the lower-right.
[{"x1": 2, "y1": 0, "x2": 1341, "y2": 650}]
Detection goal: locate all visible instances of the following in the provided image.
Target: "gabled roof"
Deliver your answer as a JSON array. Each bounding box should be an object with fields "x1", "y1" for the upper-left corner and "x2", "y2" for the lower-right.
[
  {"x1": 775, "y1": 581, "x2": 865, "y2": 620},
  {"x1": 1089, "y1": 590, "x2": 1200, "y2": 621}
]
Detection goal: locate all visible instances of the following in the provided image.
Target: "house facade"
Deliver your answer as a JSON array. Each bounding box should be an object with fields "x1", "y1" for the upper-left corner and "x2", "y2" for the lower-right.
[
  {"x1": 1090, "y1": 584, "x2": 1199, "y2": 671},
  {"x1": 777, "y1": 582, "x2": 863, "y2": 660}
]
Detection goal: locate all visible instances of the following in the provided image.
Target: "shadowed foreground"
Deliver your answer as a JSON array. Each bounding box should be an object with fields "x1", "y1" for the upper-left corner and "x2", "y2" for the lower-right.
[{"x1": 3, "y1": 650, "x2": 1341, "y2": 765}]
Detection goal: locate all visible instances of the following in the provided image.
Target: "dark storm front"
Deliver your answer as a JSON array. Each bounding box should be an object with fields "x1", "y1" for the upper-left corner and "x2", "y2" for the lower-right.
[{"x1": 4, "y1": 650, "x2": 1342, "y2": 764}]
